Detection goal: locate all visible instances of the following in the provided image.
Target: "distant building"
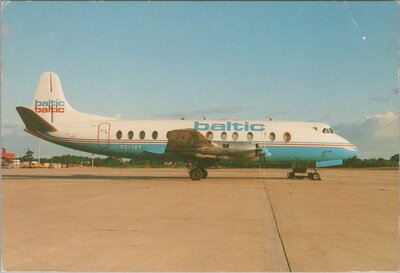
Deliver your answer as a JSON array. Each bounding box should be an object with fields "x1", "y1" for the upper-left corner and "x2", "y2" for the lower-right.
[
  {"x1": 11, "y1": 159, "x2": 20, "y2": 168},
  {"x1": 29, "y1": 161, "x2": 40, "y2": 168},
  {"x1": 51, "y1": 163, "x2": 63, "y2": 168},
  {"x1": 1, "y1": 148, "x2": 16, "y2": 168}
]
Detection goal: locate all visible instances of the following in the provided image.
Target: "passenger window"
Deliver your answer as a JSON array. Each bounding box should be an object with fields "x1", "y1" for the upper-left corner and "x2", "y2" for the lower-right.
[
  {"x1": 116, "y1": 130, "x2": 122, "y2": 140},
  {"x1": 128, "y1": 131, "x2": 134, "y2": 140},
  {"x1": 221, "y1": 132, "x2": 227, "y2": 141},
  {"x1": 269, "y1": 132, "x2": 276, "y2": 141},
  {"x1": 152, "y1": 131, "x2": 158, "y2": 140},
  {"x1": 139, "y1": 131, "x2": 145, "y2": 140},
  {"x1": 232, "y1": 132, "x2": 239, "y2": 141},
  {"x1": 206, "y1": 131, "x2": 214, "y2": 141},
  {"x1": 247, "y1": 132, "x2": 253, "y2": 141},
  {"x1": 283, "y1": 132, "x2": 291, "y2": 142}
]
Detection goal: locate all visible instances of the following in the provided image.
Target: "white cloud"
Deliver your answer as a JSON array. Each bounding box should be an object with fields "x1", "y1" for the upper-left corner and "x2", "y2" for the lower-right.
[
  {"x1": 1, "y1": 127, "x2": 14, "y2": 136},
  {"x1": 363, "y1": 112, "x2": 398, "y2": 138},
  {"x1": 334, "y1": 111, "x2": 399, "y2": 159},
  {"x1": 1, "y1": 122, "x2": 24, "y2": 137}
]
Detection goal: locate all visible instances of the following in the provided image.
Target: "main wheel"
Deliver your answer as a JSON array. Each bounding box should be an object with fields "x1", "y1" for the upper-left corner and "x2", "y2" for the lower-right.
[
  {"x1": 311, "y1": 172, "x2": 321, "y2": 180},
  {"x1": 189, "y1": 168, "x2": 203, "y2": 181},
  {"x1": 200, "y1": 168, "x2": 208, "y2": 179},
  {"x1": 287, "y1": 172, "x2": 294, "y2": 179}
]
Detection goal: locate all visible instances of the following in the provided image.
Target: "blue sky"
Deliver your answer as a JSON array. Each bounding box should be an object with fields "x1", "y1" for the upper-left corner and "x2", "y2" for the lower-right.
[{"x1": 1, "y1": 1, "x2": 398, "y2": 159}]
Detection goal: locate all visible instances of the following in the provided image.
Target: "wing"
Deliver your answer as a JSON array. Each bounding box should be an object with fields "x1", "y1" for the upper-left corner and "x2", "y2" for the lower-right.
[
  {"x1": 165, "y1": 129, "x2": 261, "y2": 161},
  {"x1": 165, "y1": 129, "x2": 222, "y2": 160}
]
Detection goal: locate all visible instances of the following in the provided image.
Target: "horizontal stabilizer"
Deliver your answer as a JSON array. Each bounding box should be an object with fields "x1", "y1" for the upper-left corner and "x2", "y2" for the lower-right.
[{"x1": 16, "y1": 106, "x2": 57, "y2": 132}]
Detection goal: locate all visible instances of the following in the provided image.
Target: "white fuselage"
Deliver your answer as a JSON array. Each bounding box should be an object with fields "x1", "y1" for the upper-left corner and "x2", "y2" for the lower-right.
[
  {"x1": 18, "y1": 72, "x2": 358, "y2": 170},
  {"x1": 30, "y1": 118, "x2": 357, "y2": 163}
]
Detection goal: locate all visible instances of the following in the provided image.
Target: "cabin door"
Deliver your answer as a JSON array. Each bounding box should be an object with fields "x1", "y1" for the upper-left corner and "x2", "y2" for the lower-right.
[{"x1": 97, "y1": 123, "x2": 111, "y2": 147}]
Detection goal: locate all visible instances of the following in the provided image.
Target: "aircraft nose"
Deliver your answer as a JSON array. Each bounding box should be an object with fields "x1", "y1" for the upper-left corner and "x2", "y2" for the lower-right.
[
  {"x1": 344, "y1": 144, "x2": 358, "y2": 158},
  {"x1": 336, "y1": 134, "x2": 358, "y2": 158}
]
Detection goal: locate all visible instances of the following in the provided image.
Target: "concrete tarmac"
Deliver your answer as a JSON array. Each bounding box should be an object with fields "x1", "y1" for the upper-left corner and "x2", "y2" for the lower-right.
[{"x1": 1, "y1": 168, "x2": 398, "y2": 271}]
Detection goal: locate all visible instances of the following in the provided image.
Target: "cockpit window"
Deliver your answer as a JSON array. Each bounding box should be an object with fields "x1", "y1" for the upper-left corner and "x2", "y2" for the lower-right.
[{"x1": 322, "y1": 128, "x2": 334, "y2": 134}]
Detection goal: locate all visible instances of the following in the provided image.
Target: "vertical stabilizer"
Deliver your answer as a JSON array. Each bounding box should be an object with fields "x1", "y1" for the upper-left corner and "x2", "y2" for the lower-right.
[
  {"x1": 32, "y1": 72, "x2": 78, "y2": 123},
  {"x1": 31, "y1": 72, "x2": 112, "y2": 123}
]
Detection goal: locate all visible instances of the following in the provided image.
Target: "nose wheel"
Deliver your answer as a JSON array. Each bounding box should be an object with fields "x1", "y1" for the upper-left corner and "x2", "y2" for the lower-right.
[
  {"x1": 287, "y1": 164, "x2": 322, "y2": 181},
  {"x1": 308, "y1": 172, "x2": 321, "y2": 180}
]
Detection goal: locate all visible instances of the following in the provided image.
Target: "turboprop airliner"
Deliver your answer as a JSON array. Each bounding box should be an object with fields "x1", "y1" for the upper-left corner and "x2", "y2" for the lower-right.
[{"x1": 16, "y1": 72, "x2": 358, "y2": 180}]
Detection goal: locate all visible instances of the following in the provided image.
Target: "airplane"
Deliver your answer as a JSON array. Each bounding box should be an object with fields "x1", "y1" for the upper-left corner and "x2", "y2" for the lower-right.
[{"x1": 16, "y1": 72, "x2": 358, "y2": 180}]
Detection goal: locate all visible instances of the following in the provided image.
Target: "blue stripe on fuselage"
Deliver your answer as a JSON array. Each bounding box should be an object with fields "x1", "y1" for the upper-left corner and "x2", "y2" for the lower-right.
[
  {"x1": 28, "y1": 130, "x2": 356, "y2": 162},
  {"x1": 49, "y1": 140, "x2": 357, "y2": 162}
]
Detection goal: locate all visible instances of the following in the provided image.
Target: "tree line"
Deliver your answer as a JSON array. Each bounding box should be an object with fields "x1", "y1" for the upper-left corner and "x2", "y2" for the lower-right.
[
  {"x1": 19, "y1": 149, "x2": 166, "y2": 168},
  {"x1": 19, "y1": 149, "x2": 399, "y2": 168}
]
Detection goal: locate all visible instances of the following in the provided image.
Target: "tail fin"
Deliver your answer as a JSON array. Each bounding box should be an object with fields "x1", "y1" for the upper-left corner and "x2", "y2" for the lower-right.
[
  {"x1": 30, "y1": 72, "x2": 112, "y2": 124},
  {"x1": 32, "y1": 72, "x2": 80, "y2": 123}
]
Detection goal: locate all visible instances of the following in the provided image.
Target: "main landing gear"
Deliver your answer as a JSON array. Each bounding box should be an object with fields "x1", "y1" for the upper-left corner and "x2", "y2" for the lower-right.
[
  {"x1": 186, "y1": 162, "x2": 208, "y2": 181},
  {"x1": 287, "y1": 163, "x2": 321, "y2": 181}
]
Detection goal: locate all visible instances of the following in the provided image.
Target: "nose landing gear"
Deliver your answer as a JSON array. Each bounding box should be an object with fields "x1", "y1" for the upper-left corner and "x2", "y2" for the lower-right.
[
  {"x1": 287, "y1": 163, "x2": 321, "y2": 181},
  {"x1": 308, "y1": 171, "x2": 321, "y2": 181}
]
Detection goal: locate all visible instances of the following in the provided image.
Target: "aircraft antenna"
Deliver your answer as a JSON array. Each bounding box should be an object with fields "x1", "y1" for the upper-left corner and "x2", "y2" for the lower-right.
[
  {"x1": 50, "y1": 72, "x2": 53, "y2": 93},
  {"x1": 50, "y1": 73, "x2": 54, "y2": 122}
]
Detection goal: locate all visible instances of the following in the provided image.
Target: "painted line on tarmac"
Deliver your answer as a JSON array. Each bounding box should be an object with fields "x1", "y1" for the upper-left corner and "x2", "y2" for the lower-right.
[{"x1": 261, "y1": 178, "x2": 292, "y2": 272}]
